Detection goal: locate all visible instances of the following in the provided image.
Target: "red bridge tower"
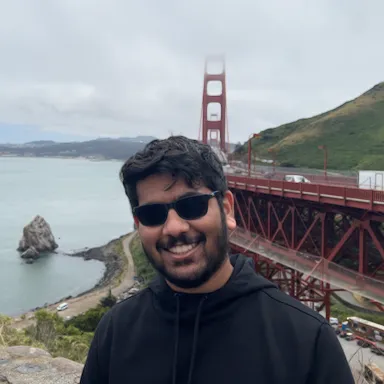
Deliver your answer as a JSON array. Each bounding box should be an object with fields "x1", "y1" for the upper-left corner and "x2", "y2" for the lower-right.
[{"x1": 199, "y1": 55, "x2": 229, "y2": 153}]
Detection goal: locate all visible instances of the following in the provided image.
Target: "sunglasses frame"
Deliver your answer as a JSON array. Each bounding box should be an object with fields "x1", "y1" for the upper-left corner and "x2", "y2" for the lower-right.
[{"x1": 133, "y1": 190, "x2": 220, "y2": 227}]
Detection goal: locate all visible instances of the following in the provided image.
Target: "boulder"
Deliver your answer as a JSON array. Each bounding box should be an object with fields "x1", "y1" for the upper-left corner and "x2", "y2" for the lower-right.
[
  {"x1": 0, "y1": 346, "x2": 83, "y2": 384},
  {"x1": 20, "y1": 246, "x2": 39, "y2": 260},
  {"x1": 17, "y1": 216, "x2": 58, "y2": 260}
]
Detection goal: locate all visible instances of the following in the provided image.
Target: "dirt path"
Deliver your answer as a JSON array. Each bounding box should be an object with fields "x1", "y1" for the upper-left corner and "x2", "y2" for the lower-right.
[{"x1": 11, "y1": 232, "x2": 136, "y2": 330}]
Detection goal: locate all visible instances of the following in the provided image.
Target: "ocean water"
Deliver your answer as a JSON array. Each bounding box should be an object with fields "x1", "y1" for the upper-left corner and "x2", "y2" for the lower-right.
[{"x1": 0, "y1": 157, "x2": 134, "y2": 316}]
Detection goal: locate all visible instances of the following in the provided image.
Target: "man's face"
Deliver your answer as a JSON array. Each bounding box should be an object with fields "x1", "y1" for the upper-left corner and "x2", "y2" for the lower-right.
[{"x1": 134, "y1": 173, "x2": 236, "y2": 289}]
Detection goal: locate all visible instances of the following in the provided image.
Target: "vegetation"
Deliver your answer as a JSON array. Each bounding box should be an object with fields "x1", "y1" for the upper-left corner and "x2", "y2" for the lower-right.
[
  {"x1": 0, "y1": 290, "x2": 117, "y2": 364},
  {"x1": 130, "y1": 233, "x2": 156, "y2": 286},
  {"x1": 234, "y1": 82, "x2": 384, "y2": 170},
  {"x1": 331, "y1": 297, "x2": 384, "y2": 326},
  {"x1": 113, "y1": 238, "x2": 129, "y2": 285}
]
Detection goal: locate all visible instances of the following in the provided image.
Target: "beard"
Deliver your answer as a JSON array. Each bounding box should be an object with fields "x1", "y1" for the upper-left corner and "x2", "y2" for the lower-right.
[{"x1": 142, "y1": 212, "x2": 229, "y2": 290}]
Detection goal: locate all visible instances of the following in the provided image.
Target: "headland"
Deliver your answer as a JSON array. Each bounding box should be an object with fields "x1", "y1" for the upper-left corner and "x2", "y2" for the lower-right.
[{"x1": 11, "y1": 232, "x2": 136, "y2": 329}]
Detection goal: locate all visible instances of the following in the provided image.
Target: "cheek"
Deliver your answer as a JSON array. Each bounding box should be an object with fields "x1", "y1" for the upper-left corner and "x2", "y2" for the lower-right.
[
  {"x1": 138, "y1": 226, "x2": 161, "y2": 249},
  {"x1": 192, "y1": 210, "x2": 222, "y2": 236}
]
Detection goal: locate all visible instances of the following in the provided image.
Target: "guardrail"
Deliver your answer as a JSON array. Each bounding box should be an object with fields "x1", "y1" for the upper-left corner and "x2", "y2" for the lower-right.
[{"x1": 226, "y1": 174, "x2": 384, "y2": 212}]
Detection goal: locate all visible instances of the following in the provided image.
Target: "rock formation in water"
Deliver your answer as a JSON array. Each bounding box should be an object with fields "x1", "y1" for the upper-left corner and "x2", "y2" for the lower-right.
[
  {"x1": 17, "y1": 215, "x2": 58, "y2": 261},
  {"x1": 0, "y1": 346, "x2": 83, "y2": 384}
]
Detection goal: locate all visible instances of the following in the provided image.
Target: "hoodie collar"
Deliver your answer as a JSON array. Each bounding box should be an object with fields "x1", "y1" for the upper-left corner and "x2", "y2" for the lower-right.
[{"x1": 148, "y1": 253, "x2": 276, "y2": 321}]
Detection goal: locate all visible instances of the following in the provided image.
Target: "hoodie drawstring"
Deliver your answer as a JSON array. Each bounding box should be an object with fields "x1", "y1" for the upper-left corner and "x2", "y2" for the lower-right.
[
  {"x1": 172, "y1": 294, "x2": 181, "y2": 384},
  {"x1": 172, "y1": 294, "x2": 207, "y2": 384},
  {"x1": 187, "y1": 296, "x2": 206, "y2": 384}
]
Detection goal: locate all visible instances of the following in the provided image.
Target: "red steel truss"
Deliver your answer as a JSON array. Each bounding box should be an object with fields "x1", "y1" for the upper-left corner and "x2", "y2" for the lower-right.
[
  {"x1": 228, "y1": 187, "x2": 384, "y2": 318},
  {"x1": 230, "y1": 243, "x2": 337, "y2": 319}
]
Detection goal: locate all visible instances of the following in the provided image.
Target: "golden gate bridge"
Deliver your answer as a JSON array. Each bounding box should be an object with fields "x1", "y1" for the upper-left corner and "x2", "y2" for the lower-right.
[{"x1": 198, "y1": 55, "x2": 384, "y2": 320}]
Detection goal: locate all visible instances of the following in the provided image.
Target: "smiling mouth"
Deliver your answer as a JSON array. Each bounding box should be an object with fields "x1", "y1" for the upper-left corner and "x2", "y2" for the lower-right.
[
  {"x1": 159, "y1": 239, "x2": 204, "y2": 259},
  {"x1": 167, "y1": 242, "x2": 199, "y2": 254}
]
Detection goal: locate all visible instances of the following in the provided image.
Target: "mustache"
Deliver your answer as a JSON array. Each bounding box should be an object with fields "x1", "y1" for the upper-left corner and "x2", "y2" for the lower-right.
[{"x1": 157, "y1": 233, "x2": 205, "y2": 250}]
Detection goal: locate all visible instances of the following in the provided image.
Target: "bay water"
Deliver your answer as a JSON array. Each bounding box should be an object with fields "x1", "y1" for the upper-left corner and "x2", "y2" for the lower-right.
[{"x1": 0, "y1": 157, "x2": 134, "y2": 316}]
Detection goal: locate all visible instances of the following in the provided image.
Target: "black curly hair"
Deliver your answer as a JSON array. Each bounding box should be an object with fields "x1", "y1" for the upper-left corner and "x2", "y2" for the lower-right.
[{"x1": 119, "y1": 135, "x2": 228, "y2": 211}]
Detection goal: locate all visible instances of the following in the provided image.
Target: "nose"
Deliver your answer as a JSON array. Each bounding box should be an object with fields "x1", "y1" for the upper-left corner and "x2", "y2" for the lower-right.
[{"x1": 162, "y1": 209, "x2": 189, "y2": 237}]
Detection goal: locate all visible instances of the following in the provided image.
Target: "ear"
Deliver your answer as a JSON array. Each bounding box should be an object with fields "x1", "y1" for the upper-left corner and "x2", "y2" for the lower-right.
[
  {"x1": 133, "y1": 215, "x2": 139, "y2": 227},
  {"x1": 222, "y1": 190, "x2": 236, "y2": 231}
]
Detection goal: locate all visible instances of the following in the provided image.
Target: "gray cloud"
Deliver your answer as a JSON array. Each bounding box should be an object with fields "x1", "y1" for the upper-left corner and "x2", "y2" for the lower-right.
[{"x1": 0, "y1": 0, "x2": 383, "y2": 143}]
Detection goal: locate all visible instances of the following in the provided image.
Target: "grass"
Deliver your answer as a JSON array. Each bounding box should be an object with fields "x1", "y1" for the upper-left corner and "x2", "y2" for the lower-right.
[
  {"x1": 0, "y1": 300, "x2": 114, "y2": 364},
  {"x1": 331, "y1": 297, "x2": 384, "y2": 326},
  {"x1": 113, "y1": 236, "x2": 129, "y2": 286},
  {"x1": 234, "y1": 82, "x2": 384, "y2": 170},
  {"x1": 130, "y1": 233, "x2": 156, "y2": 286}
]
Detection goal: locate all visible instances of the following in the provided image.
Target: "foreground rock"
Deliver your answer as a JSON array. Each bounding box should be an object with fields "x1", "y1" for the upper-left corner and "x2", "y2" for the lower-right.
[
  {"x1": 0, "y1": 346, "x2": 83, "y2": 384},
  {"x1": 18, "y1": 215, "x2": 58, "y2": 261}
]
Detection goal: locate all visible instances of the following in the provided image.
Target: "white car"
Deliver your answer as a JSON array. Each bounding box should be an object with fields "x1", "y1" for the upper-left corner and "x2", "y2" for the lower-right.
[
  {"x1": 329, "y1": 317, "x2": 339, "y2": 326},
  {"x1": 284, "y1": 174, "x2": 311, "y2": 183},
  {"x1": 56, "y1": 302, "x2": 68, "y2": 311}
]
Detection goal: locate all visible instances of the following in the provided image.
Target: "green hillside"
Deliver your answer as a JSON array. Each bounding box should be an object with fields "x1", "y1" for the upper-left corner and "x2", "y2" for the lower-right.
[{"x1": 235, "y1": 82, "x2": 384, "y2": 170}]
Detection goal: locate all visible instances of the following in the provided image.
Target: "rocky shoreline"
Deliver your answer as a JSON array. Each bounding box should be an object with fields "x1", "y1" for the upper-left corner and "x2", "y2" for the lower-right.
[
  {"x1": 18, "y1": 233, "x2": 131, "y2": 316},
  {"x1": 67, "y1": 234, "x2": 129, "y2": 292}
]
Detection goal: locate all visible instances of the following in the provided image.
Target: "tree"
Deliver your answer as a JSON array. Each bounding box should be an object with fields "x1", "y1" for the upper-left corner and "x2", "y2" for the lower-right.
[{"x1": 100, "y1": 288, "x2": 117, "y2": 308}]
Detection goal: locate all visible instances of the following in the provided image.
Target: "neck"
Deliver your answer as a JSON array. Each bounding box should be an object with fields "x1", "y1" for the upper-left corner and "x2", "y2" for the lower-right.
[{"x1": 166, "y1": 258, "x2": 234, "y2": 294}]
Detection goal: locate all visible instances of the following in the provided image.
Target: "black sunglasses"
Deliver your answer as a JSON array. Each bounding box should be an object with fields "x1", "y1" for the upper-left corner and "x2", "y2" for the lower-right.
[{"x1": 133, "y1": 191, "x2": 220, "y2": 227}]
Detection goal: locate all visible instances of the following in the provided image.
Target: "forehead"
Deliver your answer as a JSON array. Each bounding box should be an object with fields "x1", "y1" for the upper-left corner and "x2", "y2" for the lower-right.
[{"x1": 136, "y1": 173, "x2": 210, "y2": 205}]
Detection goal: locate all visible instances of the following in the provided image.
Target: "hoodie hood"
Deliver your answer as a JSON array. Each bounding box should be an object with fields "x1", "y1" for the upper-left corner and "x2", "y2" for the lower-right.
[{"x1": 148, "y1": 254, "x2": 277, "y2": 384}]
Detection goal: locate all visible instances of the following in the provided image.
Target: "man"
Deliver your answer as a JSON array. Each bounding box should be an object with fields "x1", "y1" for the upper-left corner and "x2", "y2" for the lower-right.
[{"x1": 80, "y1": 136, "x2": 354, "y2": 384}]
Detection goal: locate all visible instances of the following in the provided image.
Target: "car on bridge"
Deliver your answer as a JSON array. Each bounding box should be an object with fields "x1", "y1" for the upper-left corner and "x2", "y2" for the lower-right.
[{"x1": 284, "y1": 174, "x2": 311, "y2": 183}]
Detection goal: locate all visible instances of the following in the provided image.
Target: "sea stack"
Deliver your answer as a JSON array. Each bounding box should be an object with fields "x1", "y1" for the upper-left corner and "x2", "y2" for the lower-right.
[{"x1": 17, "y1": 215, "x2": 58, "y2": 261}]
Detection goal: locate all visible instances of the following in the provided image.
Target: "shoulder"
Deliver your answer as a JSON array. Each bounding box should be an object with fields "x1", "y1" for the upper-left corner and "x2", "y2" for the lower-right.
[
  {"x1": 251, "y1": 286, "x2": 329, "y2": 336},
  {"x1": 98, "y1": 287, "x2": 153, "y2": 328},
  {"x1": 263, "y1": 287, "x2": 325, "y2": 322},
  {"x1": 108, "y1": 287, "x2": 152, "y2": 317}
]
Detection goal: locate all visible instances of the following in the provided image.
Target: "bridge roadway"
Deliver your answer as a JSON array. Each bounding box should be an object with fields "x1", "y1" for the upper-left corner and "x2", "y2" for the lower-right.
[
  {"x1": 225, "y1": 173, "x2": 384, "y2": 213},
  {"x1": 228, "y1": 161, "x2": 358, "y2": 187},
  {"x1": 225, "y1": 172, "x2": 384, "y2": 306}
]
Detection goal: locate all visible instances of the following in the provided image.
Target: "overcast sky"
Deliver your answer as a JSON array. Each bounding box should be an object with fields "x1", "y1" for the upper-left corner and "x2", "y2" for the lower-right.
[{"x1": 0, "y1": 0, "x2": 383, "y2": 144}]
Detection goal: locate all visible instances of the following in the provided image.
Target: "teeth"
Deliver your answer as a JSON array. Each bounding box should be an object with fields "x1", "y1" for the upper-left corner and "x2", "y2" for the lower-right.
[{"x1": 168, "y1": 243, "x2": 198, "y2": 254}]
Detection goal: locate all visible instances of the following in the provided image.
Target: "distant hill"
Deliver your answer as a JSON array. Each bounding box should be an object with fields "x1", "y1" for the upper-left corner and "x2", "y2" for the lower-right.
[
  {"x1": 0, "y1": 136, "x2": 157, "y2": 161},
  {"x1": 234, "y1": 82, "x2": 384, "y2": 170},
  {"x1": 0, "y1": 135, "x2": 238, "y2": 161},
  {"x1": 118, "y1": 136, "x2": 157, "y2": 143},
  {"x1": 24, "y1": 140, "x2": 57, "y2": 146}
]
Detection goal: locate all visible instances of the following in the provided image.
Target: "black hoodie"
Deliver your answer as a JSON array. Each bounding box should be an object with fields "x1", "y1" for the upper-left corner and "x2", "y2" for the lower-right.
[{"x1": 80, "y1": 254, "x2": 354, "y2": 383}]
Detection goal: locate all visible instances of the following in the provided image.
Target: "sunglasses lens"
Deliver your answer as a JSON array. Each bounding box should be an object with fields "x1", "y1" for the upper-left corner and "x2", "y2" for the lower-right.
[
  {"x1": 134, "y1": 193, "x2": 216, "y2": 227},
  {"x1": 176, "y1": 195, "x2": 210, "y2": 220},
  {"x1": 135, "y1": 204, "x2": 168, "y2": 226}
]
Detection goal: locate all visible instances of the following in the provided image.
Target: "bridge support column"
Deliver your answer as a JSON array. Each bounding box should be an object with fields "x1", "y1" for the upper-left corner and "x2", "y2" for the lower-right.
[{"x1": 199, "y1": 55, "x2": 229, "y2": 153}]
